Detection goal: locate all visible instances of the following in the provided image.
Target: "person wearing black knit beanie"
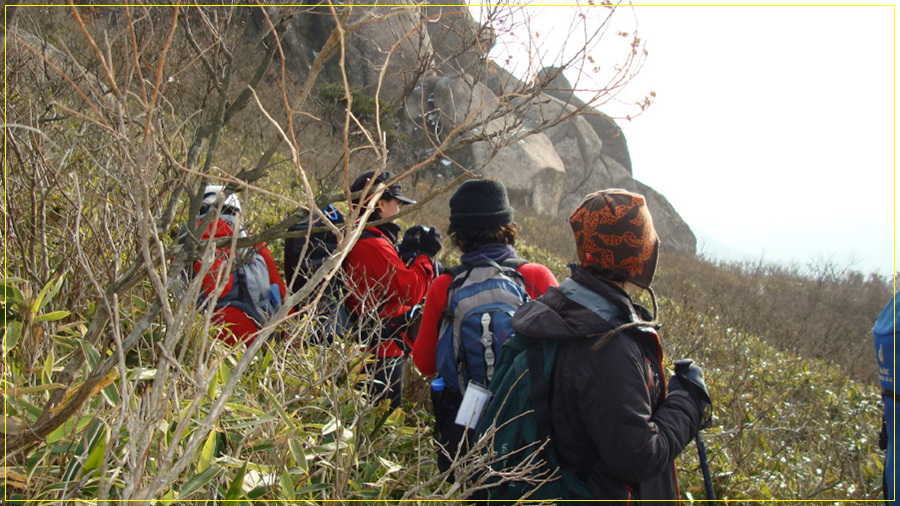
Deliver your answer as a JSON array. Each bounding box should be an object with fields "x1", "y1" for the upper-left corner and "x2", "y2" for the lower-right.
[
  {"x1": 412, "y1": 178, "x2": 559, "y2": 476},
  {"x1": 448, "y1": 179, "x2": 515, "y2": 230}
]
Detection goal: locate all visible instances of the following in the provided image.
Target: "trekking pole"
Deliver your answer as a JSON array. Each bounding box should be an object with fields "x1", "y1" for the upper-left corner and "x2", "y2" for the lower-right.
[
  {"x1": 694, "y1": 430, "x2": 716, "y2": 504},
  {"x1": 674, "y1": 359, "x2": 716, "y2": 504}
]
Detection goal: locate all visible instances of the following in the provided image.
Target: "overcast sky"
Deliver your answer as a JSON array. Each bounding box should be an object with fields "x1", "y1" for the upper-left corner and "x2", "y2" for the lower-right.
[{"x1": 480, "y1": 3, "x2": 896, "y2": 278}]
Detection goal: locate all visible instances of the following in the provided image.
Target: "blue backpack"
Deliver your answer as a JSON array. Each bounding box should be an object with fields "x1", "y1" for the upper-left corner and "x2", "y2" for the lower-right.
[
  {"x1": 435, "y1": 258, "x2": 529, "y2": 393},
  {"x1": 284, "y1": 206, "x2": 345, "y2": 303},
  {"x1": 283, "y1": 207, "x2": 387, "y2": 342}
]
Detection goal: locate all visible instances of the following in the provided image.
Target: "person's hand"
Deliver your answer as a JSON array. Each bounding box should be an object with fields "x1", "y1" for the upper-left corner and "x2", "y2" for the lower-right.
[
  {"x1": 671, "y1": 359, "x2": 712, "y2": 429},
  {"x1": 398, "y1": 225, "x2": 429, "y2": 260},
  {"x1": 419, "y1": 227, "x2": 443, "y2": 257}
]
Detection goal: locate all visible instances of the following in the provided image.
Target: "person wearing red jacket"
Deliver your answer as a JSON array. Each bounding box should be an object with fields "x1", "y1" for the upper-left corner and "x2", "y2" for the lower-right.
[
  {"x1": 195, "y1": 186, "x2": 287, "y2": 346},
  {"x1": 411, "y1": 179, "x2": 558, "y2": 472},
  {"x1": 343, "y1": 170, "x2": 442, "y2": 409}
]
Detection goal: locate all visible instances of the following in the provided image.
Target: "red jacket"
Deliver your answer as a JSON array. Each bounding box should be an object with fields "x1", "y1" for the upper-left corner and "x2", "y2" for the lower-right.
[
  {"x1": 344, "y1": 225, "x2": 436, "y2": 357},
  {"x1": 412, "y1": 261, "x2": 558, "y2": 376},
  {"x1": 198, "y1": 217, "x2": 287, "y2": 346}
]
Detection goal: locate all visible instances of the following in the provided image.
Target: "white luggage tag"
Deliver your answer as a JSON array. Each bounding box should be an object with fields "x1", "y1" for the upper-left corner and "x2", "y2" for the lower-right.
[{"x1": 455, "y1": 381, "x2": 491, "y2": 429}]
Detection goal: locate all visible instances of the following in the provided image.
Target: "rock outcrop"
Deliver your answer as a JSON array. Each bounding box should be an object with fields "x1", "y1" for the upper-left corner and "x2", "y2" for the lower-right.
[{"x1": 268, "y1": 3, "x2": 697, "y2": 254}]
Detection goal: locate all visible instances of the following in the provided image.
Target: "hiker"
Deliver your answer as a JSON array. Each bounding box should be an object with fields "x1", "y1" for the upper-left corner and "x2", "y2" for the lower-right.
[
  {"x1": 343, "y1": 170, "x2": 441, "y2": 409},
  {"x1": 411, "y1": 179, "x2": 559, "y2": 474},
  {"x1": 283, "y1": 204, "x2": 345, "y2": 311},
  {"x1": 500, "y1": 189, "x2": 709, "y2": 502},
  {"x1": 193, "y1": 185, "x2": 286, "y2": 345},
  {"x1": 874, "y1": 289, "x2": 897, "y2": 505}
]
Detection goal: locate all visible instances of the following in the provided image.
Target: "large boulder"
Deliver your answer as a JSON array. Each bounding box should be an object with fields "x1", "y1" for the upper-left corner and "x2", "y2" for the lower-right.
[
  {"x1": 513, "y1": 68, "x2": 695, "y2": 253},
  {"x1": 414, "y1": 75, "x2": 566, "y2": 215},
  {"x1": 269, "y1": 3, "x2": 432, "y2": 105},
  {"x1": 430, "y1": 75, "x2": 504, "y2": 130},
  {"x1": 537, "y1": 67, "x2": 633, "y2": 175},
  {"x1": 340, "y1": 4, "x2": 434, "y2": 104},
  {"x1": 471, "y1": 133, "x2": 567, "y2": 216}
]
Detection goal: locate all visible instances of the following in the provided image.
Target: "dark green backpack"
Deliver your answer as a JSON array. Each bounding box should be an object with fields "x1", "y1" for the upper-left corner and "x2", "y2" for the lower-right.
[{"x1": 473, "y1": 332, "x2": 592, "y2": 503}]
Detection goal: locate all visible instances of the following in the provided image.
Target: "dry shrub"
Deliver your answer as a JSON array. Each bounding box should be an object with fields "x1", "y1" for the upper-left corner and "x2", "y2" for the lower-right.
[{"x1": 654, "y1": 251, "x2": 892, "y2": 383}]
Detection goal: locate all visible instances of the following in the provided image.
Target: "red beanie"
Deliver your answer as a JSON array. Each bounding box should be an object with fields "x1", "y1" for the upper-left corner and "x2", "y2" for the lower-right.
[{"x1": 569, "y1": 189, "x2": 660, "y2": 288}]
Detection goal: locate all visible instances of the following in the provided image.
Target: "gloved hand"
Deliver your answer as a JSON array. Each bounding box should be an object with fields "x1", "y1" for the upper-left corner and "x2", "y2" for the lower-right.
[
  {"x1": 671, "y1": 359, "x2": 712, "y2": 430},
  {"x1": 419, "y1": 227, "x2": 443, "y2": 258},
  {"x1": 399, "y1": 225, "x2": 429, "y2": 263}
]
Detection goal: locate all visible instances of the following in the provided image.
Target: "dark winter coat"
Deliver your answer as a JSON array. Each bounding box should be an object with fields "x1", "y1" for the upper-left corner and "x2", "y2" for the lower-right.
[{"x1": 510, "y1": 265, "x2": 701, "y2": 504}]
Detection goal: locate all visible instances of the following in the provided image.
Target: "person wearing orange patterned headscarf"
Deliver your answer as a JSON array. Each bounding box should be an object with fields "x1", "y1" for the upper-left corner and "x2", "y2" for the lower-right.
[{"x1": 508, "y1": 189, "x2": 710, "y2": 503}]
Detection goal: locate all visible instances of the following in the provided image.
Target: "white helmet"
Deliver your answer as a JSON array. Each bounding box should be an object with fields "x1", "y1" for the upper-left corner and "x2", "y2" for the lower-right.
[{"x1": 202, "y1": 185, "x2": 241, "y2": 214}]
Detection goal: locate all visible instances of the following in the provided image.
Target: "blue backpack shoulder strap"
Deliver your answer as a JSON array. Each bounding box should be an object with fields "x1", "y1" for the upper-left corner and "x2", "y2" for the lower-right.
[
  {"x1": 500, "y1": 257, "x2": 528, "y2": 269},
  {"x1": 446, "y1": 262, "x2": 475, "y2": 285}
]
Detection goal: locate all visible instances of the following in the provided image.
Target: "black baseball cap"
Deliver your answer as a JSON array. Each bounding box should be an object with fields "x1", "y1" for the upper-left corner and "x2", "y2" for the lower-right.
[{"x1": 350, "y1": 170, "x2": 416, "y2": 205}]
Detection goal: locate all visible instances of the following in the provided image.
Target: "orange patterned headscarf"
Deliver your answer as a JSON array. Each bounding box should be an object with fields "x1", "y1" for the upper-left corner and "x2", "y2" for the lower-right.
[{"x1": 569, "y1": 189, "x2": 660, "y2": 288}]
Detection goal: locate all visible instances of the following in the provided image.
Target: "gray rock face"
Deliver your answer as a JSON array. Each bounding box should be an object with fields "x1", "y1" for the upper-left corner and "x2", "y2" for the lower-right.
[
  {"x1": 422, "y1": 1, "x2": 495, "y2": 78},
  {"x1": 269, "y1": 4, "x2": 696, "y2": 254},
  {"x1": 537, "y1": 67, "x2": 634, "y2": 175},
  {"x1": 341, "y1": 5, "x2": 434, "y2": 103},
  {"x1": 472, "y1": 133, "x2": 566, "y2": 216}
]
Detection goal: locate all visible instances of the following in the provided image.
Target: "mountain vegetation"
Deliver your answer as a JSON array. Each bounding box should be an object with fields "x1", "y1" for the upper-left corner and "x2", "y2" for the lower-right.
[{"x1": 3, "y1": 2, "x2": 893, "y2": 504}]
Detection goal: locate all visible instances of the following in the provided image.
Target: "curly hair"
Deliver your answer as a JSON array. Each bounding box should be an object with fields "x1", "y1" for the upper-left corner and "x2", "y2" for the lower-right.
[{"x1": 448, "y1": 223, "x2": 519, "y2": 253}]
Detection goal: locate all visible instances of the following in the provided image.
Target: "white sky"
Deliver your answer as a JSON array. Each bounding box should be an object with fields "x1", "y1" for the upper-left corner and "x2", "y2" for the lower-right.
[{"x1": 476, "y1": 3, "x2": 897, "y2": 277}]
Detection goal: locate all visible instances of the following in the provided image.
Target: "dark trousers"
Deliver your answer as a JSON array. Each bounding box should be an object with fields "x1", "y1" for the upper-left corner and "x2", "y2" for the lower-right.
[
  {"x1": 431, "y1": 386, "x2": 473, "y2": 478},
  {"x1": 369, "y1": 355, "x2": 405, "y2": 410}
]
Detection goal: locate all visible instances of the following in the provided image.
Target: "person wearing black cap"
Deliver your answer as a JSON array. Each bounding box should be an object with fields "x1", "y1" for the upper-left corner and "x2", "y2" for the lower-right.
[
  {"x1": 412, "y1": 179, "x2": 559, "y2": 473},
  {"x1": 343, "y1": 170, "x2": 442, "y2": 409},
  {"x1": 506, "y1": 189, "x2": 709, "y2": 502}
]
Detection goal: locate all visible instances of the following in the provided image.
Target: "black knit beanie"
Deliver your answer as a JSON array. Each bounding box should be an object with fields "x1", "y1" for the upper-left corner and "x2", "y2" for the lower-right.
[{"x1": 449, "y1": 179, "x2": 514, "y2": 229}]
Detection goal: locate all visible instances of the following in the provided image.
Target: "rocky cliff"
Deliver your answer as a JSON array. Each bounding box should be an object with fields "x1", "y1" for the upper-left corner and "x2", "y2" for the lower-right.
[{"x1": 257, "y1": 2, "x2": 697, "y2": 253}]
